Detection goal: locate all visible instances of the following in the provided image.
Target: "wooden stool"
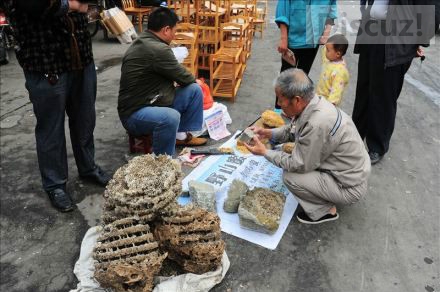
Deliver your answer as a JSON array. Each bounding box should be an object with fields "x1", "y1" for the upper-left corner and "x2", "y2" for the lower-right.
[{"x1": 128, "y1": 133, "x2": 153, "y2": 154}]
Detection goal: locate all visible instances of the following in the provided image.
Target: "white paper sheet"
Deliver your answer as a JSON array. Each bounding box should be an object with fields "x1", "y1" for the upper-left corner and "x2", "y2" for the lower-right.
[
  {"x1": 205, "y1": 109, "x2": 231, "y2": 140},
  {"x1": 181, "y1": 132, "x2": 298, "y2": 250}
]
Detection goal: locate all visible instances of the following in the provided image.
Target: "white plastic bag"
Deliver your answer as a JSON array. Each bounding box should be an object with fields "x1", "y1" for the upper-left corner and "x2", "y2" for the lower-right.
[
  {"x1": 172, "y1": 47, "x2": 189, "y2": 63},
  {"x1": 191, "y1": 102, "x2": 232, "y2": 137}
]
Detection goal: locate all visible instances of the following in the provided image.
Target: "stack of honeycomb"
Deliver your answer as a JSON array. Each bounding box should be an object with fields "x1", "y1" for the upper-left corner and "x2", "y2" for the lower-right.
[
  {"x1": 154, "y1": 203, "x2": 225, "y2": 274},
  {"x1": 93, "y1": 217, "x2": 167, "y2": 292},
  {"x1": 93, "y1": 155, "x2": 226, "y2": 291},
  {"x1": 102, "y1": 155, "x2": 183, "y2": 224}
]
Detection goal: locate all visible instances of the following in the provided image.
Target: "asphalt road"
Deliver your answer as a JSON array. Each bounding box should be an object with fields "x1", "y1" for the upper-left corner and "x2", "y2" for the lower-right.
[{"x1": 1, "y1": 2, "x2": 439, "y2": 291}]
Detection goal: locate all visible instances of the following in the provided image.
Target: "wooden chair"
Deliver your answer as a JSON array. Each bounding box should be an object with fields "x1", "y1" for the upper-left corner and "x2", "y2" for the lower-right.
[
  {"x1": 209, "y1": 22, "x2": 246, "y2": 101},
  {"x1": 253, "y1": 0, "x2": 267, "y2": 38},
  {"x1": 229, "y1": 15, "x2": 253, "y2": 60},
  {"x1": 173, "y1": 23, "x2": 199, "y2": 76},
  {"x1": 121, "y1": 0, "x2": 152, "y2": 32},
  {"x1": 168, "y1": 0, "x2": 197, "y2": 23},
  {"x1": 229, "y1": 0, "x2": 256, "y2": 18},
  {"x1": 196, "y1": 0, "x2": 226, "y2": 71}
]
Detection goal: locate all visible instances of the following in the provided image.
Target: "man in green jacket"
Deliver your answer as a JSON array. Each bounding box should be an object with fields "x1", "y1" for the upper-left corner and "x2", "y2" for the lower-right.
[{"x1": 118, "y1": 7, "x2": 206, "y2": 155}]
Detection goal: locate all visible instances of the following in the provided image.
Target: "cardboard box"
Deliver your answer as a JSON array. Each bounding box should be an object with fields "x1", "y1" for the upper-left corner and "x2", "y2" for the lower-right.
[{"x1": 101, "y1": 7, "x2": 138, "y2": 44}]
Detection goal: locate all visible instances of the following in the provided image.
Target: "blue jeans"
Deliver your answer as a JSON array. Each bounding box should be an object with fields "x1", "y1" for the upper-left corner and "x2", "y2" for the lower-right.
[
  {"x1": 24, "y1": 63, "x2": 98, "y2": 191},
  {"x1": 121, "y1": 83, "x2": 203, "y2": 156}
]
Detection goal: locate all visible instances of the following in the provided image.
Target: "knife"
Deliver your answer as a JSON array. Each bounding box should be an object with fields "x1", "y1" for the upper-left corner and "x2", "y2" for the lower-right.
[
  {"x1": 234, "y1": 116, "x2": 261, "y2": 139},
  {"x1": 190, "y1": 149, "x2": 233, "y2": 155}
]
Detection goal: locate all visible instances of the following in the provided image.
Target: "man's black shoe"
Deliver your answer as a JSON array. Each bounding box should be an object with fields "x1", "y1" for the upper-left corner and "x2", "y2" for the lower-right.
[
  {"x1": 46, "y1": 189, "x2": 74, "y2": 212},
  {"x1": 297, "y1": 211, "x2": 339, "y2": 224},
  {"x1": 80, "y1": 166, "x2": 111, "y2": 187},
  {"x1": 369, "y1": 152, "x2": 384, "y2": 165}
]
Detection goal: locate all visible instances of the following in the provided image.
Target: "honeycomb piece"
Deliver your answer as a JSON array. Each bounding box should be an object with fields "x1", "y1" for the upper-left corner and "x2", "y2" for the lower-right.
[
  {"x1": 93, "y1": 217, "x2": 167, "y2": 292},
  {"x1": 102, "y1": 155, "x2": 183, "y2": 224},
  {"x1": 218, "y1": 147, "x2": 234, "y2": 154},
  {"x1": 167, "y1": 240, "x2": 225, "y2": 273},
  {"x1": 238, "y1": 187, "x2": 286, "y2": 234},
  {"x1": 155, "y1": 212, "x2": 221, "y2": 245},
  {"x1": 282, "y1": 142, "x2": 295, "y2": 154},
  {"x1": 236, "y1": 140, "x2": 251, "y2": 154},
  {"x1": 154, "y1": 205, "x2": 225, "y2": 274},
  {"x1": 261, "y1": 110, "x2": 285, "y2": 128},
  {"x1": 223, "y1": 179, "x2": 248, "y2": 213},
  {"x1": 188, "y1": 180, "x2": 216, "y2": 212}
]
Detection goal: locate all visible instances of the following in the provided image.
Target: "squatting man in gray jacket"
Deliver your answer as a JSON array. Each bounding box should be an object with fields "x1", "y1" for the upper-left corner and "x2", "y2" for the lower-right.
[{"x1": 245, "y1": 69, "x2": 371, "y2": 224}]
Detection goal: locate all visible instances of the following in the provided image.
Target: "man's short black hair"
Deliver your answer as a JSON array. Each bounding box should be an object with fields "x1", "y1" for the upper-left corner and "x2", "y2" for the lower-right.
[
  {"x1": 147, "y1": 7, "x2": 179, "y2": 32},
  {"x1": 327, "y1": 34, "x2": 349, "y2": 56}
]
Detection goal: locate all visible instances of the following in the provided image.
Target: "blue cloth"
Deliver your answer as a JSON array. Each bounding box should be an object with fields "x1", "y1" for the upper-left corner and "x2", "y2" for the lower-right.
[
  {"x1": 275, "y1": 0, "x2": 338, "y2": 48},
  {"x1": 24, "y1": 63, "x2": 98, "y2": 191},
  {"x1": 121, "y1": 83, "x2": 203, "y2": 156}
]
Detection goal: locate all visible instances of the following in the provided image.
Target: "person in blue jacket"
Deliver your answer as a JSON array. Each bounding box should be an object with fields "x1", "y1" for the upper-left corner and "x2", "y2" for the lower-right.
[{"x1": 275, "y1": 0, "x2": 337, "y2": 109}]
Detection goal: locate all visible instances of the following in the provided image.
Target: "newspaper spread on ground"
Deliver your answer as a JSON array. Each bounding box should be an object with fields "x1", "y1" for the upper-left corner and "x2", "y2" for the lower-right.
[{"x1": 181, "y1": 132, "x2": 298, "y2": 250}]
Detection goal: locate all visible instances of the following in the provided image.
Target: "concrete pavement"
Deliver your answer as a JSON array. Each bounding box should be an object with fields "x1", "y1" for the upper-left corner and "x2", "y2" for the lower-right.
[{"x1": 1, "y1": 2, "x2": 439, "y2": 291}]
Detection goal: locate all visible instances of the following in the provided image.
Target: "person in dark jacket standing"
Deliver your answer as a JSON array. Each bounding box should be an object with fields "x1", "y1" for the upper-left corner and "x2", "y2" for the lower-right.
[
  {"x1": 4, "y1": 0, "x2": 111, "y2": 212},
  {"x1": 118, "y1": 7, "x2": 206, "y2": 156},
  {"x1": 352, "y1": 0, "x2": 436, "y2": 164}
]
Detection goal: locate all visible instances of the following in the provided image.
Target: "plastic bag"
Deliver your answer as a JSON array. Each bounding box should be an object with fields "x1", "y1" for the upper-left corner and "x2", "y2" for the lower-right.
[{"x1": 196, "y1": 78, "x2": 214, "y2": 110}]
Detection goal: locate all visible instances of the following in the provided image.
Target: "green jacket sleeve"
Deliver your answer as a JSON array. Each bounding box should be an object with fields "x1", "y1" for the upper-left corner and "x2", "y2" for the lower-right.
[{"x1": 153, "y1": 46, "x2": 196, "y2": 86}]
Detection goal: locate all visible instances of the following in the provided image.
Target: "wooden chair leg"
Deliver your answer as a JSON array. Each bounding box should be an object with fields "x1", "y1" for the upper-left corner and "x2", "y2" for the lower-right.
[
  {"x1": 209, "y1": 56, "x2": 214, "y2": 95},
  {"x1": 138, "y1": 13, "x2": 142, "y2": 32}
]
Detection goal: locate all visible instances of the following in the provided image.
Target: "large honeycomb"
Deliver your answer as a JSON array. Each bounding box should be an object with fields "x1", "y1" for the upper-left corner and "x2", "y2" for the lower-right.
[
  {"x1": 93, "y1": 217, "x2": 167, "y2": 292},
  {"x1": 238, "y1": 187, "x2": 286, "y2": 234},
  {"x1": 103, "y1": 155, "x2": 183, "y2": 224},
  {"x1": 154, "y1": 204, "x2": 225, "y2": 274},
  {"x1": 261, "y1": 110, "x2": 285, "y2": 128}
]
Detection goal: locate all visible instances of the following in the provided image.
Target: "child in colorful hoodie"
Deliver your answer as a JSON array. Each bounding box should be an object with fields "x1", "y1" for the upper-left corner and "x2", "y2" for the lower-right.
[{"x1": 316, "y1": 34, "x2": 350, "y2": 106}]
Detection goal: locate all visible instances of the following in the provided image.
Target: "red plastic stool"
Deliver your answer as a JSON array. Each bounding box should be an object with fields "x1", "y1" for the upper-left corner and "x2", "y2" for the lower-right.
[{"x1": 128, "y1": 133, "x2": 153, "y2": 154}]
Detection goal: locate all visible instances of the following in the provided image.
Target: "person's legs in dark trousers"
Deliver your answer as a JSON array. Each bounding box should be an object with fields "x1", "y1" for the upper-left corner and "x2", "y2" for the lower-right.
[
  {"x1": 352, "y1": 44, "x2": 374, "y2": 139},
  {"x1": 24, "y1": 70, "x2": 75, "y2": 211},
  {"x1": 172, "y1": 83, "x2": 204, "y2": 132},
  {"x1": 360, "y1": 0, "x2": 367, "y2": 14},
  {"x1": 121, "y1": 107, "x2": 180, "y2": 155},
  {"x1": 366, "y1": 60, "x2": 412, "y2": 155},
  {"x1": 66, "y1": 63, "x2": 97, "y2": 176},
  {"x1": 291, "y1": 47, "x2": 319, "y2": 74},
  {"x1": 275, "y1": 46, "x2": 319, "y2": 108},
  {"x1": 24, "y1": 71, "x2": 69, "y2": 191}
]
